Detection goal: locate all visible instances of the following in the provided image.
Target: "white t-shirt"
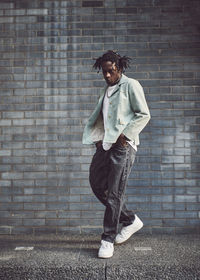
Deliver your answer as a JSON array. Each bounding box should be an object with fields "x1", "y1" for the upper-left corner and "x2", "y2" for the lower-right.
[{"x1": 102, "y1": 85, "x2": 137, "y2": 151}]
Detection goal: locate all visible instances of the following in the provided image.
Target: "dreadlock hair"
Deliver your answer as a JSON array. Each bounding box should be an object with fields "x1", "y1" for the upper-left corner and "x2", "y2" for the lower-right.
[{"x1": 93, "y1": 50, "x2": 131, "y2": 73}]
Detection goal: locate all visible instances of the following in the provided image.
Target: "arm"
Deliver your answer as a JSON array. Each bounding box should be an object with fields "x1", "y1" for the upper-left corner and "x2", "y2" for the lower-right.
[{"x1": 122, "y1": 80, "x2": 151, "y2": 141}]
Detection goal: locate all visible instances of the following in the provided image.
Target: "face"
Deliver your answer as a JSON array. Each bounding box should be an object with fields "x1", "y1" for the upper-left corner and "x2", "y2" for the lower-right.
[{"x1": 101, "y1": 61, "x2": 122, "y2": 86}]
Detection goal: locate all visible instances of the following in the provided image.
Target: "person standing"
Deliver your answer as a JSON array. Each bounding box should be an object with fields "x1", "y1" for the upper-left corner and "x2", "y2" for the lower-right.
[{"x1": 82, "y1": 50, "x2": 151, "y2": 258}]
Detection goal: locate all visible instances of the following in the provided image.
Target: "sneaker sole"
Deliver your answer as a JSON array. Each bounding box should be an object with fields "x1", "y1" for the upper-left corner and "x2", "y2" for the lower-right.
[{"x1": 98, "y1": 254, "x2": 113, "y2": 259}]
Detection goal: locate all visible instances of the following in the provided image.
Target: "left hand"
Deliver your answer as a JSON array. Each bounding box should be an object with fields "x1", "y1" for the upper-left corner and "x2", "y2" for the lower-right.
[{"x1": 117, "y1": 134, "x2": 128, "y2": 147}]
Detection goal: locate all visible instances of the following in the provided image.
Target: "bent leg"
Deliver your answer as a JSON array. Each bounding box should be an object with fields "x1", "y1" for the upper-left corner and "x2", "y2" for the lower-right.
[
  {"x1": 102, "y1": 144, "x2": 136, "y2": 243},
  {"x1": 119, "y1": 147, "x2": 137, "y2": 226}
]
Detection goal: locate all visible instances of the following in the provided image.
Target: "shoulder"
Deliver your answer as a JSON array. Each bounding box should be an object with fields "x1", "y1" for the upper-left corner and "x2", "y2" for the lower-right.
[
  {"x1": 123, "y1": 76, "x2": 143, "y2": 94},
  {"x1": 127, "y1": 77, "x2": 141, "y2": 87},
  {"x1": 121, "y1": 74, "x2": 141, "y2": 87}
]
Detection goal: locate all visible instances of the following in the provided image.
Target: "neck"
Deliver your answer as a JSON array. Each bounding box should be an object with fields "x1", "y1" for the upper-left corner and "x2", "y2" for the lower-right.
[{"x1": 108, "y1": 75, "x2": 122, "y2": 86}]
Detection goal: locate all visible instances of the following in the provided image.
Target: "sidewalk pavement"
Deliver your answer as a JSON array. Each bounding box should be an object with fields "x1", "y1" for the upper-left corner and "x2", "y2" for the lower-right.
[{"x1": 0, "y1": 233, "x2": 199, "y2": 280}]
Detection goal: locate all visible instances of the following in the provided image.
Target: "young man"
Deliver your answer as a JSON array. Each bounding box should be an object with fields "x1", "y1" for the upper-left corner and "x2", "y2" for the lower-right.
[{"x1": 82, "y1": 50, "x2": 151, "y2": 258}]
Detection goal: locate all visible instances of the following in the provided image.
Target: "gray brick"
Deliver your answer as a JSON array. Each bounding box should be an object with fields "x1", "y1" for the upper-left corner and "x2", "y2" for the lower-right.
[
  {"x1": 0, "y1": 81, "x2": 25, "y2": 88},
  {"x1": 152, "y1": 227, "x2": 175, "y2": 234},
  {"x1": 0, "y1": 2, "x2": 14, "y2": 8},
  {"x1": 175, "y1": 211, "x2": 197, "y2": 218},
  {"x1": 164, "y1": 219, "x2": 187, "y2": 227},
  {"x1": 127, "y1": 195, "x2": 150, "y2": 203},
  {"x1": 0, "y1": 17, "x2": 14, "y2": 23},
  {"x1": 45, "y1": 219, "x2": 66, "y2": 226},
  {"x1": 11, "y1": 227, "x2": 33, "y2": 234},
  {"x1": 24, "y1": 188, "x2": 46, "y2": 195},
  {"x1": 152, "y1": 179, "x2": 172, "y2": 187},
  {"x1": 0, "y1": 196, "x2": 11, "y2": 202},
  {"x1": 13, "y1": 119, "x2": 34, "y2": 126},
  {"x1": 4, "y1": 9, "x2": 25, "y2": 16},
  {"x1": 58, "y1": 211, "x2": 81, "y2": 219},
  {"x1": 13, "y1": 196, "x2": 33, "y2": 203},
  {"x1": 35, "y1": 211, "x2": 57, "y2": 219},
  {"x1": 0, "y1": 226, "x2": 11, "y2": 234},
  {"x1": 46, "y1": 202, "x2": 69, "y2": 210},
  {"x1": 82, "y1": 1, "x2": 103, "y2": 7},
  {"x1": 0, "y1": 195, "x2": 21, "y2": 207},
  {"x1": 27, "y1": 9, "x2": 48, "y2": 15},
  {"x1": 0, "y1": 218, "x2": 22, "y2": 226},
  {"x1": 13, "y1": 134, "x2": 36, "y2": 141},
  {"x1": 175, "y1": 195, "x2": 197, "y2": 203},
  {"x1": 24, "y1": 203, "x2": 46, "y2": 210},
  {"x1": 23, "y1": 219, "x2": 45, "y2": 226},
  {"x1": 12, "y1": 211, "x2": 34, "y2": 218},
  {"x1": 70, "y1": 203, "x2": 91, "y2": 211},
  {"x1": 2, "y1": 112, "x2": 24, "y2": 118},
  {"x1": 24, "y1": 172, "x2": 46, "y2": 179},
  {"x1": 151, "y1": 211, "x2": 174, "y2": 218},
  {"x1": 58, "y1": 195, "x2": 80, "y2": 202},
  {"x1": 25, "y1": 111, "x2": 69, "y2": 118},
  {"x1": 186, "y1": 204, "x2": 200, "y2": 211},
  {"x1": 162, "y1": 156, "x2": 185, "y2": 164},
  {"x1": 0, "y1": 181, "x2": 11, "y2": 187},
  {"x1": 0, "y1": 150, "x2": 11, "y2": 156},
  {"x1": 0, "y1": 165, "x2": 11, "y2": 172},
  {"x1": 56, "y1": 226, "x2": 80, "y2": 234},
  {"x1": 163, "y1": 203, "x2": 185, "y2": 211},
  {"x1": 15, "y1": 16, "x2": 37, "y2": 23},
  {"x1": 34, "y1": 227, "x2": 57, "y2": 234},
  {"x1": 13, "y1": 149, "x2": 45, "y2": 156},
  {"x1": 152, "y1": 195, "x2": 173, "y2": 203},
  {"x1": 81, "y1": 195, "x2": 98, "y2": 203},
  {"x1": 174, "y1": 179, "x2": 196, "y2": 187},
  {"x1": 2, "y1": 172, "x2": 23, "y2": 180},
  {"x1": 187, "y1": 219, "x2": 200, "y2": 227}
]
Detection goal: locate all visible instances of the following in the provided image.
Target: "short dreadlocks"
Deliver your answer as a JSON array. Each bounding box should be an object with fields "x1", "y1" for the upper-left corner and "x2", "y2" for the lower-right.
[{"x1": 93, "y1": 50, "x2": 131, "y2": 73}]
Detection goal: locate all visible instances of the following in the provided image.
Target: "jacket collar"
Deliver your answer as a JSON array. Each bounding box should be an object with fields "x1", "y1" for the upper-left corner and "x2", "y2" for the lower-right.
[
  {"x1": 102, "y1": 74, "x2": 128, "y2": 97},
  {"x1": 118, "y1": 74, "x2": 129, "y2": 85}
]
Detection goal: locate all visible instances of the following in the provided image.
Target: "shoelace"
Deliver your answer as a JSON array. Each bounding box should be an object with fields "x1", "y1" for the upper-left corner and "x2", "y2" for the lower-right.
[
  {"x1": 121, "y1": 225, "x2": 132, "y2": 236},
  {"x1": 101, "y1": 241, "x2": 113, "y2": 249}
]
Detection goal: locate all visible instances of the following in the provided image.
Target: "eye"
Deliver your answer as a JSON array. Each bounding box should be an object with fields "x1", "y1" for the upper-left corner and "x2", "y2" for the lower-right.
[{"x1": 103, "y1": 70, "x2": 112, "y2": 75}]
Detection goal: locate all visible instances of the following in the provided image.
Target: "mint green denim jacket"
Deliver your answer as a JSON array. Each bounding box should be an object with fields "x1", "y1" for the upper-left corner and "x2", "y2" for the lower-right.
[{"x1": 82, "y1": 74, "x2": 150, "y2": 146}]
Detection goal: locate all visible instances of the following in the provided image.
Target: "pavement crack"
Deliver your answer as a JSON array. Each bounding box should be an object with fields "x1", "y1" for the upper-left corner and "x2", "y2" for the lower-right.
[
  {"x1": 105, "y1": 263, "x2": 107, "y2": 280},
  {"x1": 77, "y1": 239, "x2": 83, "y2": 261}
]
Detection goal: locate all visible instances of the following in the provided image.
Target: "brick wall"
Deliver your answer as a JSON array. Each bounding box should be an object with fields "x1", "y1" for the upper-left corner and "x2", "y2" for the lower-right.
[{"x1": 0, "y1": 0, "x2": 200, "y2": 235}]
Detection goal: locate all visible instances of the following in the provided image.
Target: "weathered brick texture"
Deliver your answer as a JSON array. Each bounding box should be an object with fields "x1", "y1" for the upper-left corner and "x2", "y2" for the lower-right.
[{"x1": 0, "y1": 0, "x2": 200, "y2": 235}]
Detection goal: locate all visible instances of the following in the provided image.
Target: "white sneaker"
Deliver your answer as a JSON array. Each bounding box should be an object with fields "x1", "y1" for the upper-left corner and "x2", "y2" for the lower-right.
[
  {"x1": 98, "y1": 240, "x2": 114, "y2": 258},
  {"x1": 115, "y1": 214, "x2": 143, "y2": 245}
]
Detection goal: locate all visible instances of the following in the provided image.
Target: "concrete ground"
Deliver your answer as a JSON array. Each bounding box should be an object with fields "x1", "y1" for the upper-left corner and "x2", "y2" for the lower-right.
[{"x1": 0, "y1": 234, "x2": 199, "y2": 280}]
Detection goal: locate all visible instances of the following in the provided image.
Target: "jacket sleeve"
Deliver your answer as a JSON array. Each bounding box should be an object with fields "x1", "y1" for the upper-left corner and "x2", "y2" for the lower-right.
[
  {"x1": 82, "y1": 90, "x2": 105, "y2": 144},
  {"x1": 123, "y1": 80, "x2": 151, "y2": 141}
]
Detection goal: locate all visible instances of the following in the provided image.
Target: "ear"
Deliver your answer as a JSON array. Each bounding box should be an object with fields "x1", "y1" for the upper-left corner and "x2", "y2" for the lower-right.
[
  {"x1": 112, "y1": 62, "x2": 117, "y2": 69},
  {"x1": 112, "y1": 62, "x2": 121, "y2": 72},
  {"x1": 117, "y1": 67, "x2": 122, "y2": 74}
]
